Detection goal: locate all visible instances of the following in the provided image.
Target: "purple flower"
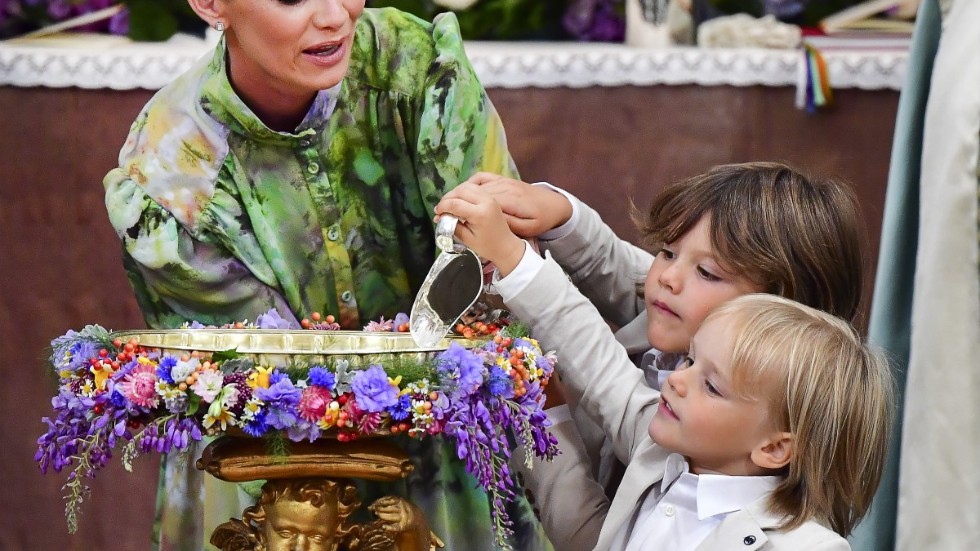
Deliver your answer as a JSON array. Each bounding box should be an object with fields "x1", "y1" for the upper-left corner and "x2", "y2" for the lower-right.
[
  {"x1": 563, "y1": 0, "x2": 625, "y2": 42},
  {"x1": 255, "y1": 378, "x2": 302, "y2": 430},
  {"x1": 286, "y1": 418, "x2": 320, "y2": 442},
  {"x1": 255, "y1": 308, "x2": 295, "y2": 329},
  {"x1": 268, "y1": 369, "x2": 289, "y2": 386},
  {"x1": 393, "y1": 312, "x2": 409, "y2": 329},
  {"x1": 66, "y1": 341, "x2": 98, "y2": 371},
  {"x1": 436, "y1": 343, "x2": 486, "y2": 400},
  {"x1": 350, "y1": 365, "x2": 398, "y2": 413},
  {"x1": 107, "y1": 8, "x2": 128, "y2": 35},
  {"x1": 764, "y1": 0, "x2": 807, "y2": 20},
  {"x1": 429, "y1": 391, "x2": 450, "y2": 420}
]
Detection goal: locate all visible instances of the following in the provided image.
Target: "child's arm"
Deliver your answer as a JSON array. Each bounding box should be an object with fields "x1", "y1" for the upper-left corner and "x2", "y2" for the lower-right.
[
  {"x1": 462, "y1": 174, "x2": 653, "y2": 328},
  {"x1": 436, "y1": 186, "x2": 659, "y2": 459},
  {"x1": 536, "y1": 193, "x2": 653, "y2": 328}
]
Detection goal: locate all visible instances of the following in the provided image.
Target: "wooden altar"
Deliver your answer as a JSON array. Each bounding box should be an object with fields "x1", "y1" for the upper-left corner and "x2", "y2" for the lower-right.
[{"x1": 0, "y1": 35, "x2": 903, "y2": 550}]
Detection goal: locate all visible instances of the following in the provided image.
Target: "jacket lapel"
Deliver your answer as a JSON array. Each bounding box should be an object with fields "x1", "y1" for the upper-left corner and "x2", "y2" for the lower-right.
[
  {"x1": 596, "y1": 440, "x2": 670, "y2": 550},
  {"x1": 695, "y1": 496, "x2": 785, "y2": 551}
]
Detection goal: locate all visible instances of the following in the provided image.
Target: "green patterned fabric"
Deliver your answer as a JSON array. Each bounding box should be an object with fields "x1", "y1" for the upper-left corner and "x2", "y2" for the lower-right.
[{"x1": 104, "y1": 9, "x2": 550, "y2": 550}]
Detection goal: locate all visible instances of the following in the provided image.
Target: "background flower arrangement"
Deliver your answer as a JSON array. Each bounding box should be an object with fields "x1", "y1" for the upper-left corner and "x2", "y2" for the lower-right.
[
  {"x1": 367, "y1": 0, "x2": 627, "y2": 41},
  {"x1": 35, "y1": 308, "x2": 559, "y2": 549},
  {"x1": 0, "y1": 0, "x2": 204, "y2": 41}
]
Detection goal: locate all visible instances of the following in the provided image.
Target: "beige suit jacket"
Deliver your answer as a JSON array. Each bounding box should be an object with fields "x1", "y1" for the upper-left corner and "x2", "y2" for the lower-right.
[{"x1": 507, "y1": 245, "x2": 849, "y2": 550}]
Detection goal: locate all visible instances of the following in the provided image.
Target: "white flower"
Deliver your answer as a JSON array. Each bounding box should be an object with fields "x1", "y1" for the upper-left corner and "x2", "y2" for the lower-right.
[
  {"x1": 433, "y1": 0, "x2": 479, "y2": 11},
  {"x1": 191, "y1": 369, "x2": 224, "y2": 403},
  {"x1": 170, "y1": 357, "x2": 199, "y2": 382}
]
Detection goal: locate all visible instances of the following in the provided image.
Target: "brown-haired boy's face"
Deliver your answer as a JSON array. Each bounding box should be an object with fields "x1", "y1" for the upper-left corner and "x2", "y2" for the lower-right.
[{"x1": 644, "y1": 216, "x2": 760, "y2": 353}]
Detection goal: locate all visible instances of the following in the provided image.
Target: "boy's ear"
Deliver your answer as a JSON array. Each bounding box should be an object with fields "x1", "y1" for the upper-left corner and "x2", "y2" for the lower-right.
[
  {"x1": 750, "y1": 432, "x2": 793, "y2": 470},
  {"x1": 186, "y1": 0, "x2": 224, "y2": 25}
]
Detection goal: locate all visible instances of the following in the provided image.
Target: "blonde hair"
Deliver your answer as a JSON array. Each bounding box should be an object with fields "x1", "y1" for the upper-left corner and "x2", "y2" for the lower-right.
[
  {"x1": 637, "y1": 162, "x2": 865, "y2": 322},
  {"x1": 706, "y1": 294, "x2": 894, "y2": 536}
]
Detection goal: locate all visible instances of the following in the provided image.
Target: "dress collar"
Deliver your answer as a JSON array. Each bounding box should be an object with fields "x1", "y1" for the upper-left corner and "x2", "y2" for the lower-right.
[{"x1": 198, "y1": 37, "x2": 341, "y2": 145}]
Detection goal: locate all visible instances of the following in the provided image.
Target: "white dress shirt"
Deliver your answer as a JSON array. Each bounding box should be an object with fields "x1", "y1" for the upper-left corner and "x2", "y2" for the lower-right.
[{"x1": 622, "y1": 454, "x2": 781, "y2": 551}]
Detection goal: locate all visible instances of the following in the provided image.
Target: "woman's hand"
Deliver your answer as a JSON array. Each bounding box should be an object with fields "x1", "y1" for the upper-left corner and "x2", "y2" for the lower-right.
[
  {"x1": 435, "y1": 183, "x2": 526, "y2": 277},
  {"x1": 461, "y1": 172, "x2": 573, "y2": 237}
]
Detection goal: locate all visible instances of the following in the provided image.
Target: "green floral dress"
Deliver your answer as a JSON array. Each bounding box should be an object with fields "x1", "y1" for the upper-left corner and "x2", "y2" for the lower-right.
[{"x1": 104, "y1": 9, "x2": 551, "y2": 551}]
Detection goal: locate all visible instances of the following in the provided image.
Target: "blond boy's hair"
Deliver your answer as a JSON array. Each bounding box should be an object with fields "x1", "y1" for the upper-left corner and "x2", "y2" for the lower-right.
[
  {"x1": 706, "y1": 294, "x2": 894, "y2": 537},
  {"x1": 638, "y1": 162, "x2": 865, "y2": 323}
]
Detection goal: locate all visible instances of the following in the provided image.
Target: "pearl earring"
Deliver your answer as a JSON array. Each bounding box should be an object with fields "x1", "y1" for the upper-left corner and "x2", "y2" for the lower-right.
[{"x1": 214, "y1": 22, "x2": 224, "y2": 31}]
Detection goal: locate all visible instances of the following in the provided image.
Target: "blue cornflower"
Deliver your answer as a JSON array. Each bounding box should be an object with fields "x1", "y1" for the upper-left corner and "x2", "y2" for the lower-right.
[
  {"x1": 386, "y1": 394, "x2": 412, "y2": 421},
  {"x1": 307, "y1": 365, "x2": 336, "y2": 390},
  {"x1": 486, "y1": 365, "x2": 514, "y2": 399},
  {"x1": 155, "y1": 356, "x2": 178, "y2": 384},
  {"x1": 242, "y1": 411, "x2": 271, "y2": 437}
]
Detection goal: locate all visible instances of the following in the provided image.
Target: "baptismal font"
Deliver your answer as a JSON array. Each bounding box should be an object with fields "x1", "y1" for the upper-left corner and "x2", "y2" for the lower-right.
[{"x1": 200, "y1": 436, "x2": 442, "y2": 551}]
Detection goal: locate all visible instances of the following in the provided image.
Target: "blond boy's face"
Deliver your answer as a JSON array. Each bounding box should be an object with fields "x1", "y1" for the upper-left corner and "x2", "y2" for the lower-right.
[
  {"x1": 647, "y1": 317, "x2": 780, "y2": 475},
  {"x1": 644, "y1": 216, "x2": 761, "y2": 354}
]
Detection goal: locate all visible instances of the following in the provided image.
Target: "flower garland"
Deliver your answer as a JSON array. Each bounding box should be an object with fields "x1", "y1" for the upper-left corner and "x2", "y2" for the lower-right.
[{"x1": 36, "y1": 308, "x2": 559, "y2": 550}]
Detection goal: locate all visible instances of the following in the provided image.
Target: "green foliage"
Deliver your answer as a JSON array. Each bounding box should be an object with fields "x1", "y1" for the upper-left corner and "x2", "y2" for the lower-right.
[
  {"x1": 123, "y1": 0, "x2": 203, "y2": 42},
  {"x1": 369, "y1": 0, "x2": 573, "y2": 40}
]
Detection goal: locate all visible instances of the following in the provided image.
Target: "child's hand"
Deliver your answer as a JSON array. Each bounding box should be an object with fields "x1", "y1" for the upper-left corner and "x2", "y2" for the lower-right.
[
  {"x1": 435, "y1": 183, "x2": 527, "y2": 277},
  {"x1": 461, "y1": 172, "x2": 573, "y2": 237}
]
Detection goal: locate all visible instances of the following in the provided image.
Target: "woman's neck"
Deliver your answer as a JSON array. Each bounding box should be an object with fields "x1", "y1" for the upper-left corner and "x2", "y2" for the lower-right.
[{"x1": 226, "y1": 50, "x2": 315, "y2": 133}]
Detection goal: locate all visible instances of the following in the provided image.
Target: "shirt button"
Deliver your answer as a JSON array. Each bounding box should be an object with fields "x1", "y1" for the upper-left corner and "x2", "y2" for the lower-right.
[
  {"x1": 743, "y1": 535, "x2": 757, "y2": 545},
  {"x1": 307, "y1": 161, "x2": 319, "y2": 174},
  {"x1": 341, "y1": 290, "x2": 354, "y2": 303},
  {"x1": 327, "y1": 226, "x2": 340, "y2": 241},
  {"x1": 663, "y1": 505, "x2": 675, "y2": 517}
]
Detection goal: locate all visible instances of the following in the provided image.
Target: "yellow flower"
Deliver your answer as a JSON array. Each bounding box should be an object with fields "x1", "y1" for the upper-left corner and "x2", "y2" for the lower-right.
[
  {"x1": 388, "y1": 375, "x2": 403, "y2": 388},
  {"x1": 204, "y1": 400, "x2": 236, "y2": 431},
  {"x1": 247, "y1": 366, "x2": 274, "y2": 389},
  {"x1": 91, "y1": 362, "x2": 114, "y2": 391}
]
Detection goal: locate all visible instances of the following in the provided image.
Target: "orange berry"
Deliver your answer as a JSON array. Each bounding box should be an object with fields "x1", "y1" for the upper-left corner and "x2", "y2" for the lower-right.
[{"x1": 325, "y1": 314, "x2": 336, "y2": 324}]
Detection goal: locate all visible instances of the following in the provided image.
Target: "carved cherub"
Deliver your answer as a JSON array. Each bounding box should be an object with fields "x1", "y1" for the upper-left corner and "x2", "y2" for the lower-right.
[
  {"x1": 347, "y1": 496, "x2": 444, "y2": 551},
  {"x1": 212, "y1": 478, "x2": 359, "y2": 551},
  {"x1": 211, "y1": 479, "x2": 443, "y2": 551}
]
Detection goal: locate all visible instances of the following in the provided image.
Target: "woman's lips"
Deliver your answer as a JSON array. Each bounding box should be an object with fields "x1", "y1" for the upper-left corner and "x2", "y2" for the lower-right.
[{"x1": 302, "y1": 39, "x2": 347, "y2": 65}]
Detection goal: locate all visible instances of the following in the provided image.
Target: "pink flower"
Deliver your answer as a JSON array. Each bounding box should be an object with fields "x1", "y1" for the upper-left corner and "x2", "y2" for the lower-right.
[
  {"x1": 117, "y1": 363, "x2": 159, "y2": 408},
  {"x1": 298, "y1": 385, "x2": 332, "y2": 422},
  {"x1": 363, "y1": 317, "x2": 394, "y2": 332}
]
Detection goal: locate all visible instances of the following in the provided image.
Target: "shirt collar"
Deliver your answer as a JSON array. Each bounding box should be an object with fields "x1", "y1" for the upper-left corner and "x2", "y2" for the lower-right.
[
  {"x1": 199, "y1": 37, "x2": 341, "y2": 145},
  {"x1": 660, "y1": 453, "x2": 782, "y2": 521}
]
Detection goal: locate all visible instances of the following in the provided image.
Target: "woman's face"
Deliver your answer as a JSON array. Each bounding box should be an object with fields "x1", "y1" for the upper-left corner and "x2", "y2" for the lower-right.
[{"x1": 220, "y1": 0, "x2": 365, "y2": 107}]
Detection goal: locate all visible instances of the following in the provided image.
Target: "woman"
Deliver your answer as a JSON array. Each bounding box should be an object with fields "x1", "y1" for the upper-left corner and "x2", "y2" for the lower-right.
[{"x1": 103, "y1": 1, "x2": 548, "y2": 549}]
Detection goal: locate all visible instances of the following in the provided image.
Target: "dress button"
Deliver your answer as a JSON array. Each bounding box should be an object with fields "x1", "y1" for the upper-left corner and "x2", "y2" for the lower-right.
[
  {"x1": 341, "y1": 290, "x2": 354, "y2": 303},
  {"x1": 327, "y1": 226, "x2": 340, "y2": 241},
  {"x1": 743, "y1": 535, "x2": 757, "y2": 545},
  {"x1": 307, "y1": 161, "x2": 319, "y2": 174},
  {"x1": 663, "y1": 505, "x2": 675, "y2": 517}
]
